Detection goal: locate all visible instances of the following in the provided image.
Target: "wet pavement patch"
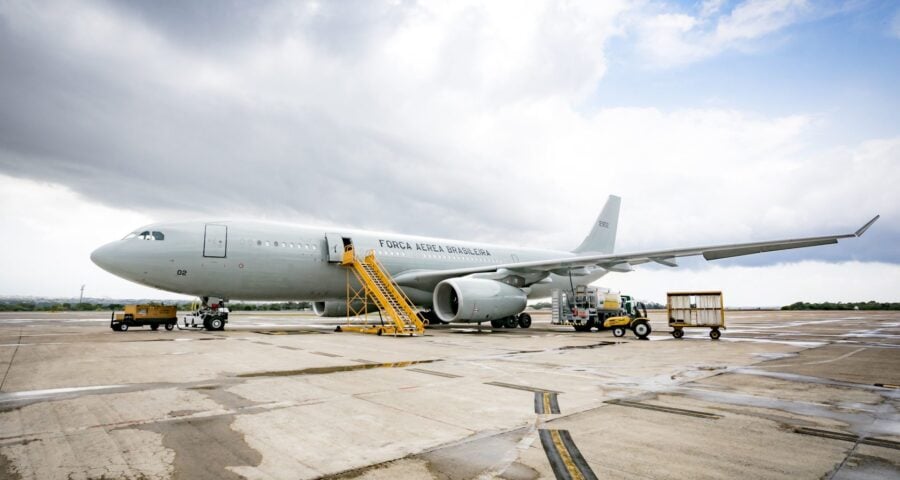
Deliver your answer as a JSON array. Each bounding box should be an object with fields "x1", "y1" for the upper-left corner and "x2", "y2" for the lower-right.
[
  {"x1": 557, "y1": 342, "x2": 616, "y2": 350},
  {"x1": 793, "y1": 427, "x2": 900, "y2": 450},
  {"x1": 484, "y1": 381, "x2": 561, "y2": 394},
  {"x1": 604, "y1": 399, "x2": 721, "y2": 419},
  {"x1": 534, "y1": 392, "x2": 560, "y2": 414},
  {"x1": 139, "y1": 414, "x2": 262, "y2": 480},
  {"x1": 539, "y1": 429, "x2": 598, "y2": 480},
  {"x1": 237, "y1": 359, "x2": 440, "y2": 377}
]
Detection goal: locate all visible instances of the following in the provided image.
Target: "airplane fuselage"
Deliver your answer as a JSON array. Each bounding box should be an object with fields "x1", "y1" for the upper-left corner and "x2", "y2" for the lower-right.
[{"x1": 91, "y1": 220, "x2": 607, "y2": 305}]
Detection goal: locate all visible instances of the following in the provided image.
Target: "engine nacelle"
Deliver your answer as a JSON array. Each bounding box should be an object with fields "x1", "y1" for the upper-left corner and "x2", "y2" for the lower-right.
[
  {"x1": 433, "y1": 278, "x2": 527, "y2": 323},
  {"x1": 312, "y1": 300, "x2": 371, "y2": 317}
]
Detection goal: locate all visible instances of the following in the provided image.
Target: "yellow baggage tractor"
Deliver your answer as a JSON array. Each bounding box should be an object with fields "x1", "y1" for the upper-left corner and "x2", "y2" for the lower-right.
[
  {"x1": 602, "y1": 314, "x2": 652, "y2": 339},
  {"x1": 111, "y1": 304, "x2": 177, "y2": 332},
  {"x1": 667, "y1": 291, "x2": 725, "y2": 340}
]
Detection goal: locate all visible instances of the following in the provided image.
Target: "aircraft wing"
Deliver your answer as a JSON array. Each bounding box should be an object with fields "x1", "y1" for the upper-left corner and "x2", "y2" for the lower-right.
[{"x1": 393, "y1": 215, "x2": 880, "y2": 291}]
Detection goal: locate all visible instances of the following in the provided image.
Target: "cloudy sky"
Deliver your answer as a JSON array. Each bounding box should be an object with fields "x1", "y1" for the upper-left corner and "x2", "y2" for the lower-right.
[{"x1": 1, "y1": 0, "x2": 898, "y2": 306}]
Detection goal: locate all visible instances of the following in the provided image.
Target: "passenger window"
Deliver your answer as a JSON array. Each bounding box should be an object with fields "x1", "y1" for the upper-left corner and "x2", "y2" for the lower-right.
[
  {"x1": 152, "y1": 231, "x2": 165, "y2": 241},
  {"x1": 265, "y1": 241, "x2": 270, "y2": 247},
  {"x1": 257, "y1": 240, "x2": 262, "y2": 246}
]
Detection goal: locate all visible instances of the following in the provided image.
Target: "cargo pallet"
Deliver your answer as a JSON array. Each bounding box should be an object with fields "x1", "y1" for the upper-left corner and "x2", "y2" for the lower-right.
[{"x1": 667, "y1": 291, "x2": 725, "y2": 340}]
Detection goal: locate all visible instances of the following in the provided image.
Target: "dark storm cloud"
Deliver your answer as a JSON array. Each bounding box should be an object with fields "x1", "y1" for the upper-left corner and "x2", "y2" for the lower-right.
[{"x1": 0, "y1": 0, "x2": 543, "y2": 242}]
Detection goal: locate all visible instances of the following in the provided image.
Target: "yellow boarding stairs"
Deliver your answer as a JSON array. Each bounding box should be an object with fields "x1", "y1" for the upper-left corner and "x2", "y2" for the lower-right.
[{"x1": 337, "y1": 245, "x2": 425, "y2": 336}]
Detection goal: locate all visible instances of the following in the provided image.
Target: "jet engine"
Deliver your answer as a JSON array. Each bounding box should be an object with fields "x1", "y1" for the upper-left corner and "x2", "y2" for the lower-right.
[
  {"x1": 312, "y1": 300, "x2": 371, "y2": 317},
  {"x1": 433, "y1": 278, "x2": 527, "y2": 323}
]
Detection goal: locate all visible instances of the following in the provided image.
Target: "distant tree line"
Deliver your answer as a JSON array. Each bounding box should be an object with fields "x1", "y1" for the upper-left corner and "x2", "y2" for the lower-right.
[
  {"x1": 782, "y1": 301, "x2": 900, "y2": 311},
  {"x1": 0, "y1": 300, "x2": 311, "y2": 312}
]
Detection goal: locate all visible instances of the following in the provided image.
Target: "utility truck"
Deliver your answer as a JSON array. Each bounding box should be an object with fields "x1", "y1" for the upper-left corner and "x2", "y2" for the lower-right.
[{"x1": 110, "y1": 304, "x2": 177, "y2": 332}]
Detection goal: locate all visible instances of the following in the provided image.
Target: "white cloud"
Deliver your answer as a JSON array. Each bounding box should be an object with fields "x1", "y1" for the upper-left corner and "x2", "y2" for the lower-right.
[
  {"x1": 0, "y1": 175, "x2": 188, "y2": 300},
  {"x1": 632, "y1": 0, "x2": 818, "y2": 68}
]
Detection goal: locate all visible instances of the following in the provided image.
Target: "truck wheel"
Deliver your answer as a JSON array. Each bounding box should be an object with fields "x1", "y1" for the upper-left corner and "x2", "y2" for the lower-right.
[
  {"x1": 632, "y1": 320, "x2": 651, "y2": 339},
  {"x1": 490, "y1": 319, "x2": 502, "y2": 328},
  {"x1": 517, "y1": 313, "x2": 532, "y2": 329},
  {"x1": 672, "y1": 329, "x2": 684, "y2": 339},
  {"x1": 111, "y1": 324, "x2": 121, "y2": 332},
  {"x1": 504, "y1": 316, "x2": 518, "y2": 328},
  {"x1": 119, "y1": 323, "x2": 129, "y2": 332},
  {"x1": 710, "y1": 328, "x2": 721, "y2": 340},
  {"x1": 209, "y1": 318, "x2": 224, "y2": 331},
  {"x1": 612, "y1": 327, "x2": 626, "y2": 337},
  {"x1": 150, "y1": 323, "x2": 159, "y2": 331},
  {"x1": 165, "y1": 323, "x2": 174, "y2": 331}
]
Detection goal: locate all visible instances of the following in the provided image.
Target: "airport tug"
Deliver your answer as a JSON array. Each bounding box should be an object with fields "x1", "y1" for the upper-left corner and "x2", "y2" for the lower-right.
[{"x1": 551, "y1": 286, "x2": 651, "y2": 339}]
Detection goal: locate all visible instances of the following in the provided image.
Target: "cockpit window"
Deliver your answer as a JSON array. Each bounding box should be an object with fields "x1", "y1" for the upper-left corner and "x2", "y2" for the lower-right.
[
  {"x1": 122, "y1": 233, "x2": 137, "y2": 240},
  {"x1": 131, "y1": 230, "x2": 165, "y2": 241}
]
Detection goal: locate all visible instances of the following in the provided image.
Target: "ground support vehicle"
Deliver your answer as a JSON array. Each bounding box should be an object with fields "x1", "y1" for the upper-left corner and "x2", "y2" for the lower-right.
[
  {"x1": 180, "y1": 298, "x2": 229, "y2": 331},
  {"x1": 550, "y1": 286, "x2": 644, "y2": 333},
  {"x1": 110, "y1": 305, "x2": 177, "y2": 332},
  {"x1": 667, "y1": 291, "x2": 725, "y2": 340},
  {"x1": 602, "y1": 311, "x2": 652, "y2": 339}
]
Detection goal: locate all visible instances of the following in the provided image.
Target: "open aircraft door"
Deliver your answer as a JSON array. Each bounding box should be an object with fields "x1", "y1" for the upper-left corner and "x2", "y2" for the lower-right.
[
  {"x1": 325, "y1": 233, "x2": 347, "y2": 263},
  {"x1": 203, "y1": 224, "x2": 228, "y2": 258}
]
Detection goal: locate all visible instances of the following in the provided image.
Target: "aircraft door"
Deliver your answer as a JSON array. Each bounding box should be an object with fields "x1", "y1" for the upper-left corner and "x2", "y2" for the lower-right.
[
  {"x1": 203, "y1": 224, "x2": 227, "y2": 258},
  {"x1": 325, "y1": 233, "x2": 345, "y2": 263}
]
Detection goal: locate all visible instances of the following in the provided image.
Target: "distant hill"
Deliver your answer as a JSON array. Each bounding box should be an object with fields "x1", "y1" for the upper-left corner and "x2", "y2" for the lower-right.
[{"x1": 0, "y1": 297, "x2": 311, "y2": 312}]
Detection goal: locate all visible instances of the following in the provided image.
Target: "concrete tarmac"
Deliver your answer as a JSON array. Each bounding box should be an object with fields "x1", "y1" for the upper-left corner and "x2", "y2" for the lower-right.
[{"x1": 0, "y1": 310, "x2": 898, "y2": 479}]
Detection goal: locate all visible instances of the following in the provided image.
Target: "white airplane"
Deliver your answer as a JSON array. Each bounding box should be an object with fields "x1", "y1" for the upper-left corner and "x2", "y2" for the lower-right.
[{"x1": 91, "y1": 196, "x2": 879, "y2": 330}]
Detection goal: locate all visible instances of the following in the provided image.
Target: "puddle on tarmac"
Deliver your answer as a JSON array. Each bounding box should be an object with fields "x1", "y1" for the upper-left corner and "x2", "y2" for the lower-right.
[{"x1": 237, "y1": 359, "x2": 439, "y2": 377}]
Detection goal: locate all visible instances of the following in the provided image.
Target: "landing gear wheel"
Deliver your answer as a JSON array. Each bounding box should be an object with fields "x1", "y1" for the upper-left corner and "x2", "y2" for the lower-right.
[
  {"x1": 491, "y1": 319, "x2": 503, "y2": 329},
  {"x1": 150, "y1": 323, "x2": 159, "y2": 331},
  {"x1": 119, "y1": 323, "x2": 128, "y2": 332},
  {"x1": 208, "y1": 318, "x2": 224, "y2": 331},
  {"x1": 710, "y1": 328, "x2": 721, "y2": 340},
  {"x1": 672, "y1": 328, "x2": 684, "y2": 339},
  {"x1": 612, "y1": 326, "x2": 626, "y2": 337},
  {"x1": 632, "y1": 320, "x2": 651, "y2": 339},
  {"x1": 165, "y1": 323, "x2": 174, "y2": 331},
  {"x1": 517, "y1": 313, "x2": 532, "y2": 329},
  {"x1": 504, "y1": 316, "x2": 518, "y2": 328}
]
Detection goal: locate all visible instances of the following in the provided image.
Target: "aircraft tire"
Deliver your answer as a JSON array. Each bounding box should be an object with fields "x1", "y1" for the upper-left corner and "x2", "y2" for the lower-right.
[
  {"x1": 490, "y1": 319, "x2": 503, "y2": 328},
  {"x1": 504, "y1": 316, "x2": 518, "y2": 328},
  {"x1": 517, "y1": 313, "x2": 532, "y2": 328}
]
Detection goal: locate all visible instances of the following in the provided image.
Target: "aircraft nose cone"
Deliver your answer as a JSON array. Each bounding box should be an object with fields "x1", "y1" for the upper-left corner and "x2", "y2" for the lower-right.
[{"x1": 90, "y1": 243, "x2": 115, "y2": 272}]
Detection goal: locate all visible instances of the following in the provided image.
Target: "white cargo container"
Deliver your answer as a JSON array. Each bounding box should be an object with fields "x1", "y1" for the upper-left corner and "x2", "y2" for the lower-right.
[{"x1": 667, "y1": 291, "x2": 725, "y2": 340}]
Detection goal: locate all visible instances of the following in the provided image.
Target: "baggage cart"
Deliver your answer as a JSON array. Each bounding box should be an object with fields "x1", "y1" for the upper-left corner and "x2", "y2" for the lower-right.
[{"x1": 667, "y1": 291, "x2": 725, "y2": 340}]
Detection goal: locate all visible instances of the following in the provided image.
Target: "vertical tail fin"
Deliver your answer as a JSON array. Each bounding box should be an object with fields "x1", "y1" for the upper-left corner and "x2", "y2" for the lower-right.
[{"x1": 572, "y1": 195, "x2": 620, "y2": 254}]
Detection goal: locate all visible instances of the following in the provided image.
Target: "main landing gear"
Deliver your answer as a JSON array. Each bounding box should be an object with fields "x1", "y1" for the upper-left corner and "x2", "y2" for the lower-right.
[{"x1": 490, "y1": 313, "x2": 532, "y2": 329}]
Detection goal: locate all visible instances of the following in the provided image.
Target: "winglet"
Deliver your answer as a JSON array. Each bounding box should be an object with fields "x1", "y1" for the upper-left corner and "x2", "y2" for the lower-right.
[{"x1": 855, "y1": 215, "x2": 880, "y2": 237}]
